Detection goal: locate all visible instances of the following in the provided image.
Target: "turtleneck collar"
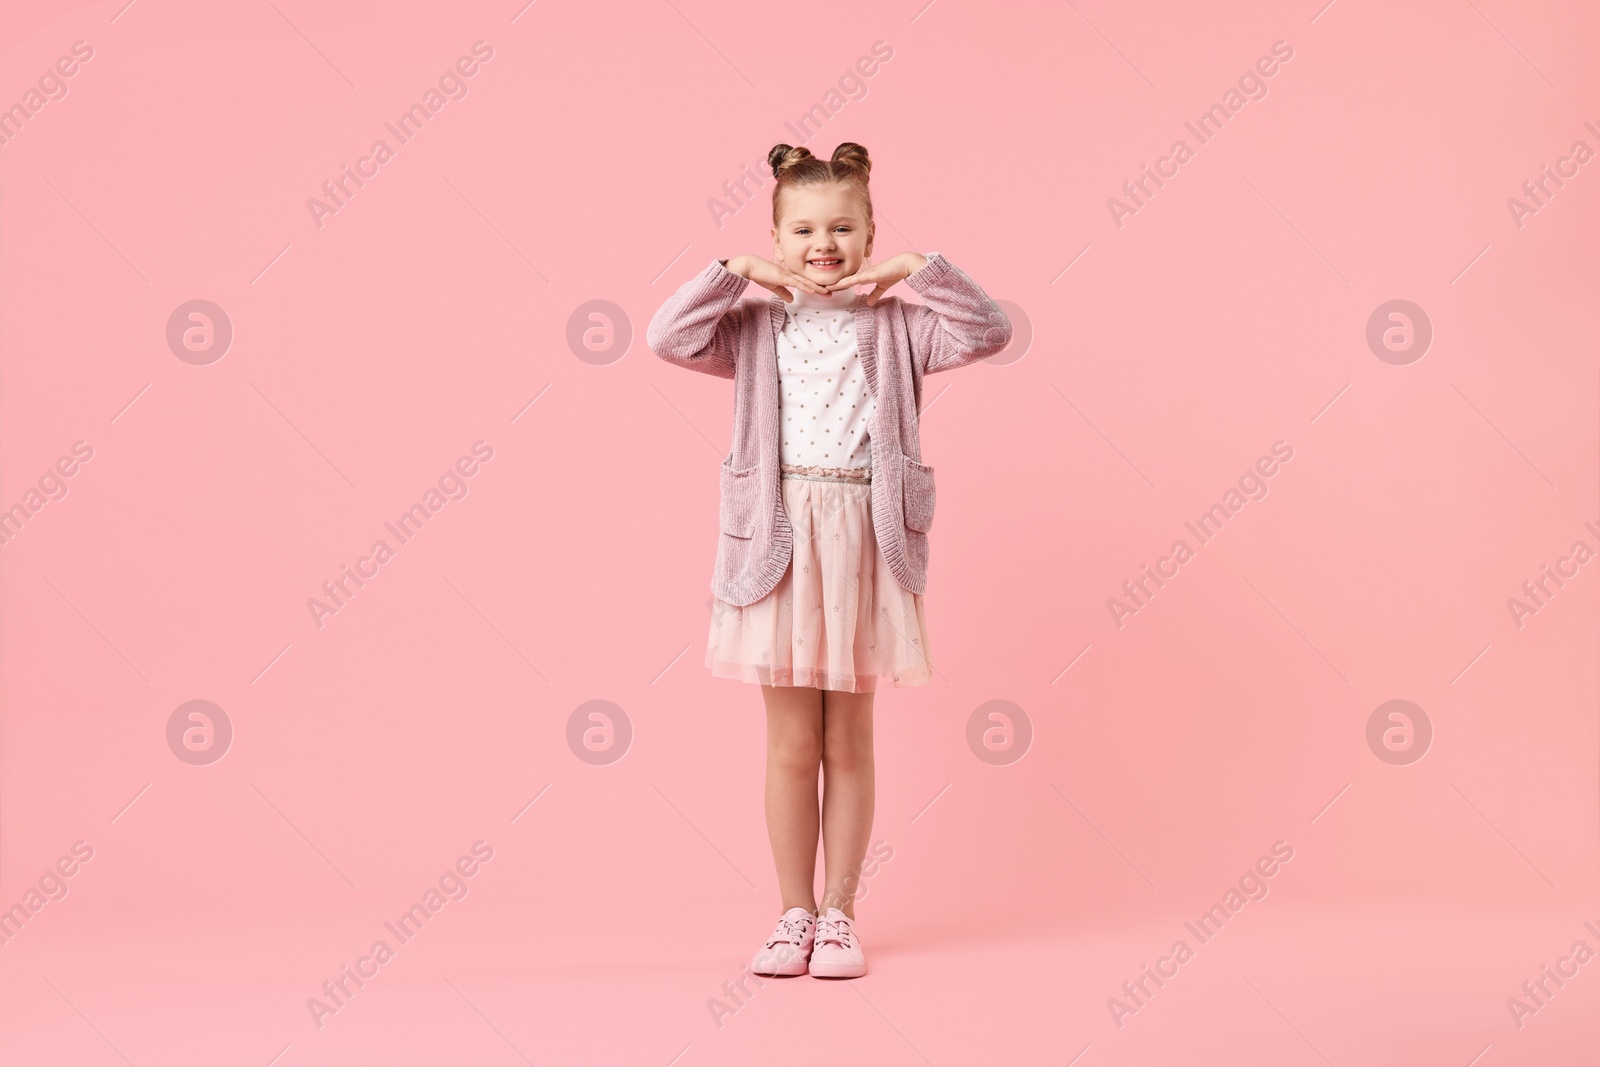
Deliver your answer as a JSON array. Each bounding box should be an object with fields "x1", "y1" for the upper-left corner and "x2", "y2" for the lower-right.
[{"x1": 785, "y1": 286, "x2": 859, "y2": 314}]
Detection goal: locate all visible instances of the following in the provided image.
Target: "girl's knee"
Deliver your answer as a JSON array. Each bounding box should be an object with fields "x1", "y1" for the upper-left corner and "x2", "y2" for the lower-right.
[
  {"x1": 770, "y1": 731, "x2": 823, "y2": 772},
  {"x1": 821, "y1": 732, "x2": 871, "y2": 772}
]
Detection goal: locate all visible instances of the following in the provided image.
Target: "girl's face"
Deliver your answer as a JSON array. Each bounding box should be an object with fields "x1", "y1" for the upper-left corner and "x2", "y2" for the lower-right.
[{"x1": 771, "y1": 183, "x2": 874, "y2": 287}]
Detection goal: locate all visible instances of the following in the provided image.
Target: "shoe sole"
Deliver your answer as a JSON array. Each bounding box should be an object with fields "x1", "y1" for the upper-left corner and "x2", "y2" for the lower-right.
[
  {"x1": 808, "y1": 961, "x2": 866, "y2": 978},
  {"x1": 752, "y1": 960, "x2": 809, "y2": 976}
]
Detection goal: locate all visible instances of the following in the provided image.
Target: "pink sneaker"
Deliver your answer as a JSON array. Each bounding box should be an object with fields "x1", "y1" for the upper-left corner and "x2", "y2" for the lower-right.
[
  {"x1": 808, "y1": 907, "x2": 866, "y2": 978},
  {"x1": 751, "y1": 907, "x2": 815, "y2": 976}
]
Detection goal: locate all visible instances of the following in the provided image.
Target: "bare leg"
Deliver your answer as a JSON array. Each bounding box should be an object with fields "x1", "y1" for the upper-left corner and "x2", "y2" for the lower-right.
[
  {"x1": 761, "y1": 684, "x2": 825, "y2": 914},
  {"x1": 819, "y1": 688, "x2": 875, "y2": 920}
]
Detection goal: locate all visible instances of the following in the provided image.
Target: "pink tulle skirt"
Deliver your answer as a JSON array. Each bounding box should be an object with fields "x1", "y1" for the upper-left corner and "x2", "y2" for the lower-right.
[{"x1": 706, "y1": 466, "x2": 934, "y2": 693}]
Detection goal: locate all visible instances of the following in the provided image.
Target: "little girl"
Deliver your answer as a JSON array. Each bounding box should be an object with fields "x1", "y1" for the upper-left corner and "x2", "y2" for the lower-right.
[{"x1": 648, "y1": 142, "x2": 1011, "y2": 979}]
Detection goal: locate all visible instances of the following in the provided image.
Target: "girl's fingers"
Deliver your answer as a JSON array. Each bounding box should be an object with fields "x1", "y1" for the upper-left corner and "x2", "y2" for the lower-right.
[
  {"x1": 782, "y1": 270, "x2": 828, "y2": 295},
  {"x1": 829, "y1": 268, "x2": 886, "y2": 294},
  {"x1": 832, "y1": 265, "x2": 889, "y2": 290},
  {"x1": 775, "y1": 256, "x2": 821, "y2": 292},
  {"x1": 753, "y1": 279, "x2": 794, "y2": 301},
  {"x1": 864, "y1": 283, "x2": 891, "y2": 307}
]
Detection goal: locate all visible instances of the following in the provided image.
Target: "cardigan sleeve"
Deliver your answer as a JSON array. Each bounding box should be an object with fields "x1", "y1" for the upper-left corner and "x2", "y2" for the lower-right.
[
  {"x1": 900, "y1": 252, "x2": 1013, "y2": 376},
  {"x1": 646, "y1": 258, "x2": 752, "y2": 380}
]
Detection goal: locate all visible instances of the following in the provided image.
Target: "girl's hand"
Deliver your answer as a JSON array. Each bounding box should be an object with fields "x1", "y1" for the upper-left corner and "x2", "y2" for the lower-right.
[
  {"x1": 828, "y1": 252, "x2": 929, "y2": 306},
  {"x1": 726, "y1": 254, "x2": 832, "y2": 301}
]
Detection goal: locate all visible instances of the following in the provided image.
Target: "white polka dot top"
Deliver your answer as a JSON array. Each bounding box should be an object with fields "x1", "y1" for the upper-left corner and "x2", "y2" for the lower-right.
[{"x1": 778, "y1": 287, "x2": 875, "y2": 469}]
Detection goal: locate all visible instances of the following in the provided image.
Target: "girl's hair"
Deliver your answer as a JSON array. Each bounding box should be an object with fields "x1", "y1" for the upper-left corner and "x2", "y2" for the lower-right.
[{"x1": 767, "y1": 142, "x2": 873, "y2": 227}]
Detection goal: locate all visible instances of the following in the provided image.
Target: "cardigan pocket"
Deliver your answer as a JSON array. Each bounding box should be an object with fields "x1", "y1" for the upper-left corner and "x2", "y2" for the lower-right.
[
  {"x1": 901, "y1": 455, "x2": 936, "y2": 533},
  {"x1": 719, "y1": 458, "x2": 760, "y2": 538}
]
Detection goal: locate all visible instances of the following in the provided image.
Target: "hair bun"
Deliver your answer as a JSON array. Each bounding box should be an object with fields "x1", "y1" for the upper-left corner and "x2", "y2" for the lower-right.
[
  {"x1": 830, "y1": 142, "x2": 871, "y2": 178},
  {"x1": 768, "y1": 144, "x2": 815, "y2": 179}
]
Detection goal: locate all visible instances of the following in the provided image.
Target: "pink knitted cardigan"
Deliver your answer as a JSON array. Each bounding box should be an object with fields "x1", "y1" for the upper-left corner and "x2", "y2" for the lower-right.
[{"x1": 648, "y1": 252, "x2": 1011, "y2": 607}]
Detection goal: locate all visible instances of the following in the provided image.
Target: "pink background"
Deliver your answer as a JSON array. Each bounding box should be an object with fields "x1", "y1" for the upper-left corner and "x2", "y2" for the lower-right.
[{"x1": 3, "y1": 0, "x2": 1598, "y2": 1063}]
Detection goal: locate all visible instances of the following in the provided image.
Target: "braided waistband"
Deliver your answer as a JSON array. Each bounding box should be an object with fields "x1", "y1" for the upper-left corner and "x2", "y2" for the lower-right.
[{"x1": 780, "y1": 462, "x2": 872, "y2": 484}]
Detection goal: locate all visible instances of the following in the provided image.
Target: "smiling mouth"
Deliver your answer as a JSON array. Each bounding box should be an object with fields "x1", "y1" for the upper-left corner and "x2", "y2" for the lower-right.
[{"x1": 808, "y1": 258, "x2": 843, "y2": 270}]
